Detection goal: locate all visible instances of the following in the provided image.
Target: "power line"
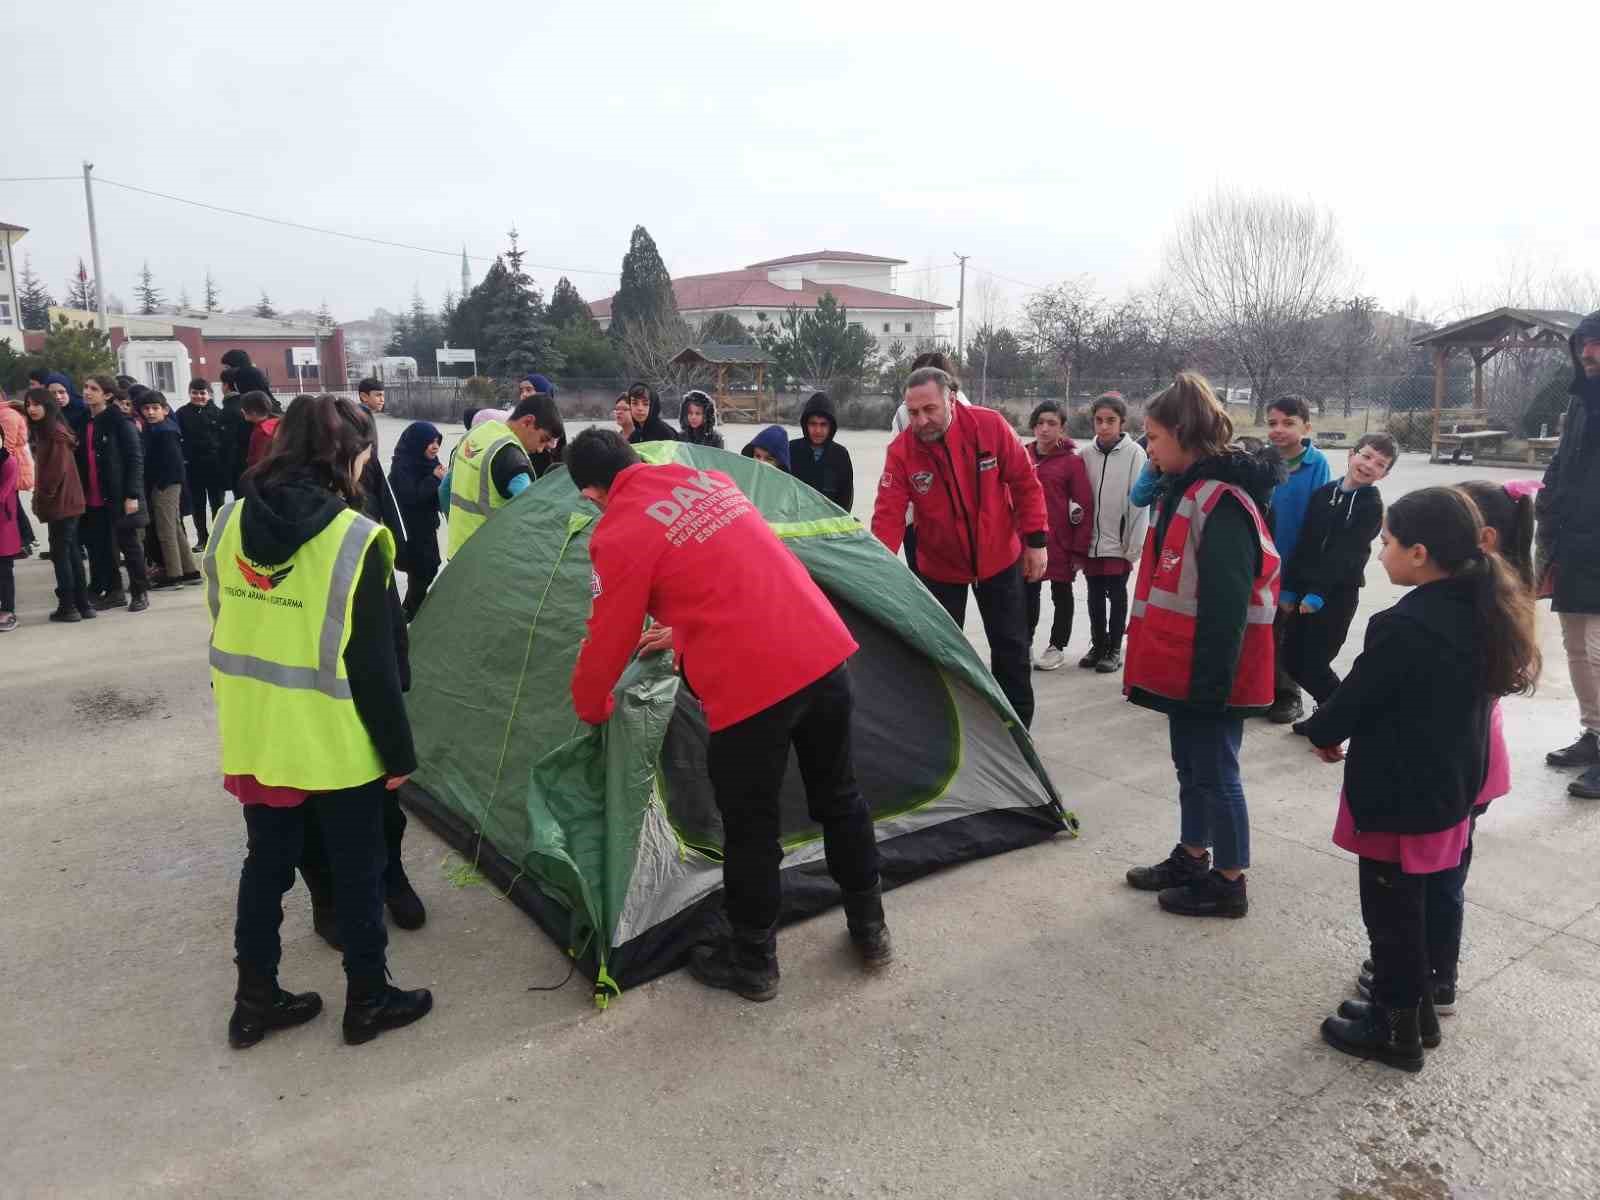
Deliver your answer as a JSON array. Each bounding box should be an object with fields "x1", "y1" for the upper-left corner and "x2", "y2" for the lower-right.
[{"x1": 0, "y1": 175, "x2": 81, "y2": 183}]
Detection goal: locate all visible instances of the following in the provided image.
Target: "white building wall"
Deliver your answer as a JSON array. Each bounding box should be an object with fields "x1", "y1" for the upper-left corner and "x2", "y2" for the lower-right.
[
  {"x1": 0, "y1": 231, "x2": 22, "y2": 350},
  {"x1": 765, "y1": 259, "x2": 895, "y2": 292}
]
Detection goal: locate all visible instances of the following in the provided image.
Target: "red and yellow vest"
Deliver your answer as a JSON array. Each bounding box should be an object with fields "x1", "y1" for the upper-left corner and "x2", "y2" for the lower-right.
[{"x1": 1124, "y1": 478, "x2": 1280, "y2": 708}]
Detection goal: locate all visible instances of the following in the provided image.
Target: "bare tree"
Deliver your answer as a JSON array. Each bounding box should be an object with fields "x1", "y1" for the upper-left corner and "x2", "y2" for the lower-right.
[
  {"x1": 617, "y1": 310, "x2": 707, "y2": 395},
  {"x1": 1165, "y1": 190, "x2": 1347, "y2": 423}
]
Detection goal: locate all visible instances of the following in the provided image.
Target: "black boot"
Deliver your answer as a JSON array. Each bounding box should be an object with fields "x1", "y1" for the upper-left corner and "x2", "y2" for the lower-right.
[
  {"x1": 1266, "y1": 690, "x2": 1305, "y2": 725},
  {"x1": 342, "y1": 973, "x2": 433, "y2": 1045},
  {"x1": 1340, "y1": 993, "x2": 1440, "y2": 1048},
  {"x1": 689, "y1": 923, "x2": 780, "y2": 1002},
  {"x1": 48, "y1": 590, "x2": 80, "y2": 623},
  {"x1": 385, "y1": 863, "x2": 427, "y2": 931},
  {"x1": 227, "y1": 961, "x2": 323, "y2": 1049},
  {"x1": 91, "y1": 589, "x2": 127, "y2": 611},
  {"x1": 1126, "y1": 843, "x2": 1210, "y2": 891},
  {"x1": 1547, "y1": 730, "x2": 1600, "y2": 768},
  {"x1": 1320, "y1": 1002, "x2": 1424, "y2": 1072},
  {"x1": 1095, "y1": 639, "x2": 1123, "y2": 674},
  {"x1": 841, "y1": 882, "x2": 894, "y2": 968},
  {"x1": 1077, "y1": 639, "x2": 1104, "y2": 669},
  {"x1": 75, "y1": 589, "x2": 97, "y2": 620}
]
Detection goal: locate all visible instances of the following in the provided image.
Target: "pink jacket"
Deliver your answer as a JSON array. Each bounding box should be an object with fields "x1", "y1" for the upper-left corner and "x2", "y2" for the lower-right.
[
  {"x1": 0, "y1": 405, "x2": 33, "y2": 492},
  {"x1": 0, "y1": 452, "x2": 21, "y2": 558}
]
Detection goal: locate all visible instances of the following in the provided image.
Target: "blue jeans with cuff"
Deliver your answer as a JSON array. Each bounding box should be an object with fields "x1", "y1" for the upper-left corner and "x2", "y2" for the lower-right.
[{"x1": 1168, "y1": 711, "x2": 1249, "y2": 871}]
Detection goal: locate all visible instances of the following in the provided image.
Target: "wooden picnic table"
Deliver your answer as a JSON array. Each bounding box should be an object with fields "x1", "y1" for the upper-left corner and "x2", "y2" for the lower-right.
[{"x1": 1434, "y1": 427, "x2": 1510, "y2": 462}]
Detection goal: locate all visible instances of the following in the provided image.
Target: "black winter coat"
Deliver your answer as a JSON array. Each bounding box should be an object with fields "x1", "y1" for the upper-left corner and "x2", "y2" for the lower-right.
[
  {"x1": 1281, "y1": 481, "x2": 1383, "y2": 600},
  {"x1": 789, "y1": 392, "x2": 854, "y2": 512},
  {"x1": 176, "y1": 400, "x2": 229, "y2": 475},
  {"x1": 140, "y1": 417, "x2": 188, "y2": 492},
  {"x1": 1301, "y1": 576, "x2": 1490, "y2": 835},
  {"x1": 1536, "y1": 310, "x2": 1600, "y2": 614},
  {"x1": 87, "y1": 405, "x2": 149, "y2": 529}
]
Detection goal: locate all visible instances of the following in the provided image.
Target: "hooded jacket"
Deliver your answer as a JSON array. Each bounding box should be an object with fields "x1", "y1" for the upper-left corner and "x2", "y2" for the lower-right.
[
  {"x1": 677, "y1": 391, "x2": 725, "y2": 449},
  {"x1": 0, "y1": 449, "x2": 19, "y2": 559},
  {"x1": 789, "y1": 393, "x2": 854, "y2": 512},
  {"x1": 1281, "y1": 479, "x2": 1383, "y2": 604},
  {"x1": 29, "y1": 419, "x2": 85, "y2": 523},
  {"x1": 389, "y1": 420, "x2": 444, "y2": 571},
  {"x1": 571, "y1": 462, "x2": 858, "y2": 732},
  {"x1": 86, "y1": 403, "x2": 148, "y2": 528},
  {"x1": 1302, "y1": 575, "x2": 1491, "y2": 834},
  {"x1": 1084, "y1": 432, "x2": 1149, "y2": 562},
  {"x1": 353, "y1": 404, "x2": 409, "y2": 573},
  {"x1": 1267, "y1": 438, "x2": 1331, "y2": 571},
  {"x1": 1535, "y1": 309, "x2": 1600, "y2": 613},
  {"x1": 627, "y1": 388, "x2": 679, "y2": 444},
  {"x1": 0, "y1": 404, "x2": 34, "y2": 492},
  {"x1": 741, "y1": 425, "x2": 792, "y2": 472},
  {"x1": 235, "y1": 473, "x2": 415, "y2": 777},
  {"x1": 871, "y1": 403, "x2": 1048, "y2": 585},
  {"x1": 140, "y1": 414, "x2": 188, "y2": 492},
  {"x1": 42, "y1": 372, "x2": 90, "y2": 440},
  {"x1": 1027, "y1": 437, "x2": 1092, "y2": 581},
  {"x1": 1127, "y1": 449, "x2": 1284, "y2": 717}
]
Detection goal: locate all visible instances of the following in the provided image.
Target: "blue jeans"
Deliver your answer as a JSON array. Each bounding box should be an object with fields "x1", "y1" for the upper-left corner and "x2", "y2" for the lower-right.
[{"x1": 1168, "y1": 711, "x2": 1249, "y2": 871}]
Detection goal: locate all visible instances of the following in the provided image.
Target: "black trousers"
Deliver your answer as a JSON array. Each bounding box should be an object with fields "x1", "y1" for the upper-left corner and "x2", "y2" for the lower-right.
[
  {"x1": 1025, "y1": 579, "x2": 1074, "y2": 649},
  {"x1": 1271, "y1": 608, "x2": 1298, "y2": 702},
  {"x1": 903, "y1": 524, "x2": 919, "y2": 576},
  {"x1": 0, "y1": 558, "x2": 12, "y2": 613},
  {"x1": 236, "y1": 779, "x2": 389, "y2": 978},
  {"x1": 1281, "y1": 588, "x2": 1362, "y2": 704},
  {"x1": 16, "y1": 505, "x2": 34, "y2": 550},
  {"x1": 1086, "y1": 572, "x2": 1130, "y2": 646},
  {"x1": 922, "y1": 558, "x2": 1034, "y2": 728},
  {"x1": 706, "y1": 664, "x2": 880, "y2": 932},
  {"x1": 47, "y1": 518, "x2": 89, "y2": 608},
  {"x1": 402, "y1": 553, "x2": 440, "y2": 622},
  {"x1": 301, "y1": 787, "x2": 408, "y2": 905},
  {"x1": 1425, "y1": 812, "x2": 1477, "y2": 987},
  {"x1": 189, "y1": 468, "x2": 229, "y2": 546},
  {"x1": 82, "y1": 507, "x2": 149, "y2": 596},
  {"x1": 1359, "y1": 856, "x2": 1432, "y2": 1009}
]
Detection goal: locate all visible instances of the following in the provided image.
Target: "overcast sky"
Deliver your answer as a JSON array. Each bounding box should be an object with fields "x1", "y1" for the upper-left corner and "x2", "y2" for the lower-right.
[{"x1": 7, "y1": 0, "x2": 1595, "y2": 333}]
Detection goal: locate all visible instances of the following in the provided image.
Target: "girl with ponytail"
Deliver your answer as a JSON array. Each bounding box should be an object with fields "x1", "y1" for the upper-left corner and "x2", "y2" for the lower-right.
[{"x1": 1304, "y1": 486, "x2": 1539, "y2": 1073}]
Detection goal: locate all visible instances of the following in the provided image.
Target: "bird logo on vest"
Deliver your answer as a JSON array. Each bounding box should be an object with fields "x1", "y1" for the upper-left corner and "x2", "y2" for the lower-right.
[
  {"x1": 911, "y1": 471, "x2": 934, "y2": 495},
  {"x1": 462, "y1": 440, "x2": 484, "y2": 460},
  {"x1": 1158, "y1": 548, "x2": 1183, "y2": 578},
  {"x1": 236, "y1": 557, "x2": 294, "y2": 592}
]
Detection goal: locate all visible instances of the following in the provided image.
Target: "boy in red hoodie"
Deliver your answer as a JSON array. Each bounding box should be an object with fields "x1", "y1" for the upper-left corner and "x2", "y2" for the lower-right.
[{"x1": 568, "y1": 429, "x2": 892, "y2": 1002}]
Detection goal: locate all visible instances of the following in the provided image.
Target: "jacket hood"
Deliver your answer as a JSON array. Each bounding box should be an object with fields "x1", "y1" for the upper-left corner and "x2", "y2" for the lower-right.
[
  {"x1": 238, "y1": 473, "x2": 349, "y2": 565},
  {"x1": 1176, "y1": 447, "x2": 1286, "y2": 511},
  {"x1": 42, "y1": 371, "x2": 87, "y2": 420},
  {"x1": 1569, "y1": 309, "x2": 1600, "y2": 396},
  {"x1": 799, "y1": 392, "x2": 838, "y2": 441},
  {"x1": 679, "y1": 390, "x2": 718, "y2": 430},
  {"x1": 742, "y1": 425, "x2": 792, "y2": 471},
  {"x1": 233, "y1": 365, "x2": 274, "y2": 396},
  {"x1": 391, "y1": 421, "x2": 442, "y2": 487},
  {"x1": 1092, "y1": 432, "x2": 1130, "y2": 455}
]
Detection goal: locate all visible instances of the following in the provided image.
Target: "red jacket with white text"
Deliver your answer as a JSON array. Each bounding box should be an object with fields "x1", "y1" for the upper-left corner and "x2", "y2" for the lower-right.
[
  {"x1": 571, "y1": 462, "x2": 858, "y2": 732},
  {"x1": 871, "y1": 403, "x2": 1048, "y2": 584}
]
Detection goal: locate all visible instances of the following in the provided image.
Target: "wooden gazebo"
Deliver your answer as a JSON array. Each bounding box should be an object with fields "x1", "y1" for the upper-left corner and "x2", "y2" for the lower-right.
[
  {"x1": 670, "y1": 343, "x2": 771, "y2": 423},
  {"x1": 1412, "y1": 307, "x2": 1581, "y2": 463}
]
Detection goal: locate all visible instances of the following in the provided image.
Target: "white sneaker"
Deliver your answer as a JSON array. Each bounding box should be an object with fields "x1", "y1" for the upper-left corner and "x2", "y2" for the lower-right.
[{"x1": 1034, "y1": 646, "x2": 1066, "y2": 671}]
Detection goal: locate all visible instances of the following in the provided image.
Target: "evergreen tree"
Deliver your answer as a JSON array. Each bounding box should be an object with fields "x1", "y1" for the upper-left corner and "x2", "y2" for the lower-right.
[
  {"x1": 254, "y1": 290, "x2": 277, "y2": 319},
  {"x1": 65, "y1": 259, "x2": 97, "y2": 311},
  {"x1": 546, "y1": 276, "x2": 594, "y2": 328},
  {"x1": 39, "y1": 315, "x2": 116, "y2": 380},
  {"x1": 609, "y1": 225, "x2": 676, "y2": 343},
  {"x1": 134, "y1": 261, "x2": 164, "y2": 314},
  {"x1": 697, "y1": 311, "x2": 754, "y2": 346},
  {"x1": 758, "y1": 292, "x2": 876, "y2": 399},
  {"x1": 385, "y1": 289, "x2": 445, "y2": 370},
  {"x1": 204, "y1": 270, "x2": 221, "y2": 313},
  {"x1": 17, "y1": 255, "x2": 54, "y2": 330},
  {"x1": 178, "y1": 285, "x2": 192, "y2": 312},
  {"x1": 449, "y1": 230, "x2": 562, "y2": 380}
]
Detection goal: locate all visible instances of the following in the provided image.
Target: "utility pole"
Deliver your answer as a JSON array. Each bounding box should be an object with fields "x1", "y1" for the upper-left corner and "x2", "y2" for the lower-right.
[
  {"x1": 82, "y1": 161, "x2": 109, "y2": 333},
  {"x1": 953, "y1": 252, "x2": 969, "y2": 361}
]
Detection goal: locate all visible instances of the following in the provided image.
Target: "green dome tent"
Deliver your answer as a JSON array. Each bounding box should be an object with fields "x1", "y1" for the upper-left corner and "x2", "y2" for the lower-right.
[{"x1": 402, "y1": 440, "x2": 1073, "y2": 1006}]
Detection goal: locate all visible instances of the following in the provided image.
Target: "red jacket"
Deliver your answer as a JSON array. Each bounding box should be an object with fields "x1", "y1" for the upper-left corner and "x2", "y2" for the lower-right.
[
  {"x1": 871, "y1": 404, "x2": 1047, "y2": 584},
  {"x1": 246, "y1": 418, "x2": 279, "y2": 468},
  {"x1": 571, "y1": 462, "x2": 858, "y2": 732},
  {"x1": 1028, "y1": 438, "x2": 1092, "y2": 581}
]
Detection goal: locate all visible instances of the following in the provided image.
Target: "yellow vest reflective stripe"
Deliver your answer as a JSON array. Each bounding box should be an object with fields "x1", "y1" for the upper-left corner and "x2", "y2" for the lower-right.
[
  {"x1": 447, "y1": 420, "x2": 517, "y2": 557},
  {"x1": 204, "y1": 499, "x2": 394, "y2": 790}
]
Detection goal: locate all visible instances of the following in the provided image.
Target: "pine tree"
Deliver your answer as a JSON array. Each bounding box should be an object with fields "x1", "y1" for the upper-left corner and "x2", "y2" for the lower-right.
[
  {"x1": 316, "y1": 301, "x2": 333, "y2": 329},
  {"x1": 203, "y1": 270, "x2": 221, "y2": 313},
  {"x1": 254, "y1": 290, "x2": 277, "y2": 319},
  {"x1": 546, "y1": 276, "x2": 594, "y2": 328},
  {"x1": 449, "y1": 230, "x2": 562, "y2": 379},
  {"x1": 609, "y1": 225, "x2": 677, "y2": 342},
  {"x1": 135, "y1": 261, "x2": 165, "y2": 315},
  {"x1": 65, "y1": 259, "x2": 98, "y2": 312},
  {"x1": 178, "y1": 285, "x2": 192, "y2": 312},
  {"x1": 17, "y1": 255, "x2": 55, "y2": 331}
]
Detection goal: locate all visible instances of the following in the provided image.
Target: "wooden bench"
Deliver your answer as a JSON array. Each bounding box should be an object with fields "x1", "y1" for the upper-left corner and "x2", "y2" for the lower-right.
[{"x1": 1526, "y1": 436, "x2": 1561, "y2": 465}]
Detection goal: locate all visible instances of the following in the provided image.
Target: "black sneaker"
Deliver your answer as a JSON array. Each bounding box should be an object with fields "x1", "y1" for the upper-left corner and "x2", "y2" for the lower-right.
[
  {"x1": 128, "y1": 593, "x2": 149, "y2": 613},
  {"x1": 1570, "y1": 766, "x2": 1600, "y2": 800},
  {"x1": 1547, "y1": 731, "x2": 1600, "y2": 769},
  {"x1": 181, "y1": 571, "x2": 204, "y2": 586},
  {"x1": 1158, "y1": 869, "x2": 1248, "y2": 918},
  {"x1": 1078, "y1": 643, "x2": 1104, "y2": 669},
  {"x1": 1127, "y1": 843, "x2": 1210, "y2": 891},
  {"x1": 1291, "y1": 709, "x2": 1319, "y2": 736},
  {"x1": 149, "y1": 576, "x2": 182, "y2": 590},
  {"x1": 1267, "y1": 693, "x2": 1305, "y2": 724},
  {"x1": 91, "y1": 590, "x2": 127, "y2": 611},
  {"x1": 49, "y1": 607, "x2": 82, "y2": 624},
  {"x1": 1094, "y1": 647, "x2": 1123, "y2": 674}
]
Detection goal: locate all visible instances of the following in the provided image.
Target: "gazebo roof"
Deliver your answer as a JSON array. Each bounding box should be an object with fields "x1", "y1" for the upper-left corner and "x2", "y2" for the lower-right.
[
  {"x1": 670, "y1": 342, "x2": 771, "y2": 367},
  {"x1": 1412, "y1": 306, "x2": 1584, "y2": 349}
]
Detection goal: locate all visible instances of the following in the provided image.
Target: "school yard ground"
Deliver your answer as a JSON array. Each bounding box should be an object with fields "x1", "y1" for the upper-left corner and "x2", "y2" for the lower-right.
[{"x1": 4, "y1": 420, "x2": 1598, "y2": 1199}]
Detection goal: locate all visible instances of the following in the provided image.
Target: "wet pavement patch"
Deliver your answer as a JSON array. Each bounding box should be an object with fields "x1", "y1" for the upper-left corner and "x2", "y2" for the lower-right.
[{"x1": 71, "y1": 688, "x2": 164, "y2": 722}]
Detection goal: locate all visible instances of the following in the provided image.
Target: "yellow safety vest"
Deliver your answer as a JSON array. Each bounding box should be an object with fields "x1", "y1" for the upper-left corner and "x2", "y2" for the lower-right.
[
  {"x1": 204, "y1": 499, "x2": 394, "y2": 791},
  {"x1": 448, "y1": 419, "x2": 519, "y2": 558}
]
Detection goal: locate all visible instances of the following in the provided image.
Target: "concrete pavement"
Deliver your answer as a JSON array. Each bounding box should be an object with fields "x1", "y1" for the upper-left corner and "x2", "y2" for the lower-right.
[{"x1": 3, "y1": 419, "x2": 1598, "y2": 1199}]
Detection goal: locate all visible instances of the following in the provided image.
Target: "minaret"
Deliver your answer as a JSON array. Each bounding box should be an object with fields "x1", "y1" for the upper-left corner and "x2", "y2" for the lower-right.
[{"x1": 460, "y1": 246, "x2": 471, "y2": 296}]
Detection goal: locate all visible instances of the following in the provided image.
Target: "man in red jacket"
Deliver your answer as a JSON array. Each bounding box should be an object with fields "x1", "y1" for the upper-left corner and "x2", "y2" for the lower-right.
[
  {"x1": 872, "y1": 366, "x2": 1049, "y2": 727},
  {"x1": 567, "y1": 429, "x2": 892, "y2": 1002}
]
